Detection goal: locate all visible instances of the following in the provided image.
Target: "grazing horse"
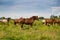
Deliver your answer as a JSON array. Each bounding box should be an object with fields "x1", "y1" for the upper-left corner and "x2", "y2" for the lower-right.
[{"x1": 0, "y1": 18, "x2": 10, "y2": 25}]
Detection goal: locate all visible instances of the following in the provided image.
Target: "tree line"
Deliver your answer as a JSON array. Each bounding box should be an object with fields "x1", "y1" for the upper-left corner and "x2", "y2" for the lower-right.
[
  {"x1": 39, "y1": 15, "x2": 60, "y2": 19},
  {"x1": 0, "y1": 15, "x2": 60, "y2": 19},
  {"x1": 0, "y1": 17, "x2": 11, "y2": 19}
]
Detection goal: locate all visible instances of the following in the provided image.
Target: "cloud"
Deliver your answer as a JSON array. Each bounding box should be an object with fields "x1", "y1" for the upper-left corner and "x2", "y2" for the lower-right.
[
  {"x1": 0, "y1": 0, "x2": 59, "y2": 18},
  {"x1": 0, "y1": 0, "x2": 14, "y2": 6},
  {"x1": 0, "y1": 0, "x2": 57, "y2": 10},
  {"x1": 57, "y1": 0, "x2": 60, "y2": 6},
  {"x1": 51, "y1": 7, "x2": 60, "y2": 15}
]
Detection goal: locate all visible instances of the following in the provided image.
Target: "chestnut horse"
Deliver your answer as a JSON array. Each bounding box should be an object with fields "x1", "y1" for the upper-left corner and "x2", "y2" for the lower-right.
[
  {"x1": 42, "y1": 19, "x2": 60, "y2": 25},
  {"x1": 42, "y1": 19, "x2": 55, "y2": 25},
  {"x1": 14, "y1": 16, "x2": 39, "y2": 28},
  {"x1": 14, "y1": 17, "x2": 24, "y2": 25},
  {"x1": 21, "y1": 16, "x2": 39, "y2": 28},
  {"x1": 54, "y1": 19, "x2": 60, "y2": 25}
]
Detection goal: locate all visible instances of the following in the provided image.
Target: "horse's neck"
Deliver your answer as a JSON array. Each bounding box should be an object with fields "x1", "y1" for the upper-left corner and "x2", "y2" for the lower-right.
[{"x1": 30, "y1": 18, "x2": 36, "y2": 22}]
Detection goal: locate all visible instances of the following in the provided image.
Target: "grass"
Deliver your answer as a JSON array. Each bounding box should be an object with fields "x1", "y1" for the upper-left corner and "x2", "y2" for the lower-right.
[{"x1": 0, "y1": 20, "x2": 60, "y2": 40}]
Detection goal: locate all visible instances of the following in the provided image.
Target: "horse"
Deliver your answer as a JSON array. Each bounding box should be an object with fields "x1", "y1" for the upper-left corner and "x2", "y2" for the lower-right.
[
  {"x1": 54, "y1": 19, "x2": 60, "y2": 25},
  {"x1": 20, "y1": 16, "x2": 39, "y2": 28},
  {"x1": 42, "y1": 19, "x2": 55, "y2": 25},
  {"x1": 14, "y1": 17, "x2": 24, "y2": 25},
  {"x1": 42, "y1": 18, "x2": 60, "y2": 26},
  {"x1": 14, "y1": 16, "x2": 39, "y2": 28},
  {"x1": 0, "y1": 18, "x2": 10, "y2": 25}
]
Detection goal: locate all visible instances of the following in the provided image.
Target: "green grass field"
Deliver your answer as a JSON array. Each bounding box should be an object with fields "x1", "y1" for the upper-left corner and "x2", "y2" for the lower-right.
[{"x1": 0, "y1": 20, "x2": 60, "y2": 40}]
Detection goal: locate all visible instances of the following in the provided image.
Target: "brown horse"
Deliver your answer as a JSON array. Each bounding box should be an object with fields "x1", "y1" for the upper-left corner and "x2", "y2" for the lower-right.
[
  {"x1": 42, "y1": 18, "x2": 60, "y2": 25},
  {"x1": 54, "y1": 19, "x2": 60, "y2": 25},
  {"x1": 42, "y1": 19, "x2": 55, "y2": 25},
  {"x1": 14, "y1": 17, "x2": 25, "y2": 25},
  {"x1": 20, "y1": 16, "x2": 39, "y2": 28},
  {"x1": 14, "y1": 16, "x2": 39, "y2": 28}
]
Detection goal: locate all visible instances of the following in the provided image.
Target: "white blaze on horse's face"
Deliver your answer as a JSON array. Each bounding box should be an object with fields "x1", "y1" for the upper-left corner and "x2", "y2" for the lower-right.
[{"x1": 42, "y1": 20, "x2": 45, "y2": 23}]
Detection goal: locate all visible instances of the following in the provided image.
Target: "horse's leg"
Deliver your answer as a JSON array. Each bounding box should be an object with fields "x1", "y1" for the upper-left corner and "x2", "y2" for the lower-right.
[
  {"x1": 46, "y1": 22, "x2": 47, "y2": 25},
  {"x1": 21, "y1": 24, "x2": 23, "y2": 28},
  {"x1": 14, "y1": 22, "x2": 16, "y2": 25},
  {"x1": 51, "y1": 22, "x2": 53, "y2": 25},
  {"x1": 7, "y1": 20, "x2": 9, "y2": 26},
  {"x1": 53, "y1": 22, "x2": 54, "y2": 26},
  {"x1": 30, "y1": 23, "x2": 33, "y2": 28},
  {"x1": 58, "y1": 22, "x2": 60, "y2": 25},
  {"x1": 57, "y1": 22, "x2": 59, "y2": 25}
]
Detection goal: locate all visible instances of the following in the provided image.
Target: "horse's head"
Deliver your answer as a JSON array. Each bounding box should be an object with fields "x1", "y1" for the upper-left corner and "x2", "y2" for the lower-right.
[{"x1": 31, "y1": 16, "x2": 39, "y2": 20}]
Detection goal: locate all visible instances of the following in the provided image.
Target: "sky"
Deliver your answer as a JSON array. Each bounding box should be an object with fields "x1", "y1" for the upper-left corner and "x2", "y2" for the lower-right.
[{"x1": 0, "y1": 0, "x2": 60, "y2": 18}]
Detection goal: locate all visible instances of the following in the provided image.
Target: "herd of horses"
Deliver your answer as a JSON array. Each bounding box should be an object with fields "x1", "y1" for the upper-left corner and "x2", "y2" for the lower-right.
[
  {"x1": 42, "y1": 18, "x2": 60, "y2": 25},
  {"x1": 0, "y1": 16, "x2": 60, "y2": 28}
]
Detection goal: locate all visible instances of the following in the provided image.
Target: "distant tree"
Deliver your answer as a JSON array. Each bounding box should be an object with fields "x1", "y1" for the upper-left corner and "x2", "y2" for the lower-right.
[
  {"x1": 50, "y1": 15, "x2": 54, "y2": 19},
  {"x1": 39, "y1": 17, "x2": 44, "y2": 19},
  {"x1": 8, "y1": 17, "x2": 11, "y2": 19},
  {"x1": 1, "y1": 17, "x2": 5, "y2": 19},
  {"x1": 50, "y1": 15, "x2": 58, "y2": 19},
  {"x1": 59, "y1": 15, "x2": 60, "y2": 19},
  {"x1": 54, "y1": 16, "x2": 58, "y2": 19},
  {"x1": 6, "y1": 17, "x2": 12, "y2": 20}
]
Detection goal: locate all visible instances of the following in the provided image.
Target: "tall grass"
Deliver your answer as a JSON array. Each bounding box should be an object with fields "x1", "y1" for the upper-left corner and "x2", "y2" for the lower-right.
[{"x1": 0, "y1": 20, "x2": 60, "y2": 40}]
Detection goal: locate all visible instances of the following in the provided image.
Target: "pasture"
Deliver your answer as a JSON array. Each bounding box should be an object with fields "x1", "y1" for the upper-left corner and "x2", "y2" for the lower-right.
[{"x1": 0, "y1": 20, "x2": 60, "y2": 40}]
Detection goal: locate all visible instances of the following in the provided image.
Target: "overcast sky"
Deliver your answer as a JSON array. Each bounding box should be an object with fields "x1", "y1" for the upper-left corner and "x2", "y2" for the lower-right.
[{"x1": 0, "y1": 0, "x2": 60, "y2": 18}]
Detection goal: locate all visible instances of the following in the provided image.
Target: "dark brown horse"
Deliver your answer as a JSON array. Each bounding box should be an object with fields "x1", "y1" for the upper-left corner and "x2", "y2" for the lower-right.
[{"x1": 14, "y1": 16, "x2": 39, "y2": 28}]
